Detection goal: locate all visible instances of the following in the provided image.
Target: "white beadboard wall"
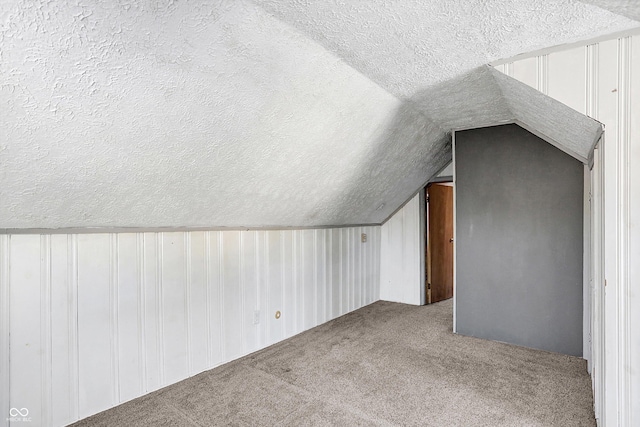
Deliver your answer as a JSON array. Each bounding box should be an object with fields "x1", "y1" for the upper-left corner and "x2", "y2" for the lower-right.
[
  {"x1": 496, "y1": 34, "x2": 640, "y2": 427},
  {"x1": 0, "y1": 226, "x2": 380, "y2": 427},
  {"x1": 380, "y1": 192, "x2": 425, "y2": 306}
]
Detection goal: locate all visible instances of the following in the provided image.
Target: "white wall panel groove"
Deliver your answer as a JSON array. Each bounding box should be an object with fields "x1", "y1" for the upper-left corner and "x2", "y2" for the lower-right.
[
  {"x1": 0, "y1": 236, "x2": 8, "y2": 427},
  {"x1": 40, "y1": 235, "x2": 52, "y2": 427},
  {"x1": 136, "y1": 234, "x2": 146, "y2": 396},
  {"x1": 380, "y1": 193, "x2": 424, "y2": 306},
  {"x1": 500, "y1": 33, "x2": 640, "y2": 427},
  {"x1": 629, "y1": 33, "x2": 640, "y2": 427},
  {"x1": 1, "y1": 226, "x2": 379, "y2": 427},
  {"x1": 615, "y1": 36, "x2": 632, "y2": 427}
]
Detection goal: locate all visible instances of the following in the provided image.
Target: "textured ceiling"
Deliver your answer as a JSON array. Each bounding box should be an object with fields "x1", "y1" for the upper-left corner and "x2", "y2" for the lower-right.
[
  {"x1": 490, "y1": 68, "x2": 602, "y2": 162},
  {"x1": 578, "y1": 1, "x2": 640, "y2": 22},
  {"x1": 0, "y1": 0, "x2": 635, "y2": 229},
  {"x1": 253, "y1": 0, "x2": 638, "y2": 99}
]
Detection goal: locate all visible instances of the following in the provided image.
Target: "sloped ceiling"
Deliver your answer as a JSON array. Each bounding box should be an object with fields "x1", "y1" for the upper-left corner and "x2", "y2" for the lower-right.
[
  {"x1": 0, "y1": 0, "x2": 638, "y2": 229},
  {"x1": 578, "y1": 1, "x2": 640, "y2": 22},
  {"x1": 253, "y1": 0, "x2": 637, "y2": 99}
]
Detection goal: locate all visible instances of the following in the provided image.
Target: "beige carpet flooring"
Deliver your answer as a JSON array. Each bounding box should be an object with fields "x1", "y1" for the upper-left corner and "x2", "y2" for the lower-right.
[{"x1": 72, "y1": 299, "x2": 595, "y2": 426}]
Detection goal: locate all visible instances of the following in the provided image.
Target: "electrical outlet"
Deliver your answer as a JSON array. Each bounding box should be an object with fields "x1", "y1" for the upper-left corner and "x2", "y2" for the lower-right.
[
  {"x1": 361, "y1": 233, "x2": 367, "y2": 243},
  {"x1": 253, "y1": 310, "x2": 260, "y2": 325}
]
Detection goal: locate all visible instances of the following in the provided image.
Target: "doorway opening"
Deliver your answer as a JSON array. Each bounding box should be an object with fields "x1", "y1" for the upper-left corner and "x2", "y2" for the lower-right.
[{"x1": 425, "y1": 180, "x2": 453, "y2": 304}]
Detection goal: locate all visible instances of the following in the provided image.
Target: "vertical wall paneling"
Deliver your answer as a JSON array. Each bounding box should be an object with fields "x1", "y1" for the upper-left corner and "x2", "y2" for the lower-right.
[
  {"x1": 189, "y1": 232, "x2": 209, "y2": 374},
  {"x1": 40, "y1": 235, "x2": 52, "y2": 427},
  {"x1": 357, "y1": 228, "x2": 361, "y2": 306},
  {"x1": 375, "y1": 225, "x2": 379, "y2": 301},
  {"x1": 402, "y1": 204, "x2": 412, "y2": 305},
  {"x1": 349, "y1": 227, "x2": 355, "y2": 311},
  {"x1": 360, "y1": 228, "x2": 366, "y2": 305},
  {"x1": 241, "y1": 231, "x2": 258, "y2": 354},
  {"x1": 585, "y1": 45, "x2": 598, "y2": 381},
  {"x1": 43, "y1": 235, "x2": 67, "y2": 426},
  {"x1": 208, "y1": 231, "x2": 224, "y2": 366},
  {"x1": 0, "y1": 236, "x2": 8, "y2": 427},
  {"x1": 51, "y1": 234, "x2": 74, "y2": 426},
  {"x1": 315, "y1": 230, "x2": 321, "y2": 326},
  {"x1": 4, "y1": 226, "x2": 380, "y2": 426},
  {"x1": 157, "y1": 233, "x2": 166, "y2": 387},
  {"x1": 70, "y1": 235, "x2": 79, "y2": 420},
  {"x1": 603, "y1": 38, "x2": 622, "y2": 427},
  {"x1": 77, "y1": 234, "x2": 113, "y2": 419},
  {"x1": 136, "y1": 234, "x2": 146, "y2": 395},
  {"x1": 348, "y1": 228, "x2": 353, "y2": 311},
  {"x1": 347, "y1": 228, "x2": 353, "y2": 311},
  {"x1": 321, "y1": 230, "x2": 329, "y2": 323},
  {"x1": 537, "y1": 54, "x2": 549, "y2": 95},
  {"x1": 281, "y1": 231, "x2": 294, "y2": 337},
  {"x1": 616, "y1": 36, "x2": 631, "y2": 427},
  {"x1": 185, "y1": 233, "x2": 193, "y2": 375},
  {"x1": 600, "y1": 39, "x2": 618, "y2": 424},
  {"x1": 629, "y1": 35, "x2": 640, "y2": 427},
  {"x1": 371, "y1": 227, "x2": 376, "y2": 304},
  {"x1": 7, "y1": 236, "x2": 38, "y2": 425},
  {"x1": 502, "y1": 33, "x2": 640, "y2": 426},
  {"x1": 255, "y1": 231, "x2": 265, "y2": 349},
  {"x1": 116, "y1": 234, "x2": 142, "y2": 403},
  {"x1": 355, "y1": 227, "x2": 362, "y2": 309},
  {"x1": 511, "y1": 57, "x2": 537, "y2": 89},
  {"x1": 222, "y1": 231, "x2": 242, "y2": 361},
  {"x1": 380, "y1": 194, "x2": 423, "y2": 305},
  {"x1": 374, "y1": 226, "x2": 381, "y2": 300},
  {"x1": 341, "y1": 229, "x2": 349, "y2": 313},
  {"x1": 331, "y1": 229, "x2": 341, "y2": 318},
  {"x1": 583, "y1": 166, "x2": 592, "y2": 370},
  {"x1": 237, "y1": 232, "x2": 244, "y2": 356},
  {"x1": 324, "y1": 230, "x2": 332, "y2": 322},
  {"x1": 109, "y1": 234, "x2": 119, "y2": 405},
  {"x1": 504, "y1": 62, "x2": 513, "y2": 78},
  {"x1": 587, "y1": 44, "x2": 598, "y2": 121},
  {"x1": 591, "y1": 143, "x2": 605, "y2": 422},
  {"x1": 380, "y1": 206, "x2": 391, "y2": 302},
  {"x1": 290, "y1": 231, "x2": 296, "y2": 333},
  {"x1": 266, "y1": 231, "x2": 282, "y2": 345},
  {"x1": 302, "y1": 230, "x2": 314, "y2": 331},
  {"x1": 142, "y1": 233, "x2": 160, "y2": 392},
  {"x1": 548, "y1": 48, "x2": 586, "y2": 113},
  {"x1": 160, "y1": 233, "x2": 188, "y2": 385},
  {"x1": 9, "y1": 236, "x2": 43, "y2": 425},
  {"x1": 293, "y1": 231, "x2": 301, "y2": 332}
]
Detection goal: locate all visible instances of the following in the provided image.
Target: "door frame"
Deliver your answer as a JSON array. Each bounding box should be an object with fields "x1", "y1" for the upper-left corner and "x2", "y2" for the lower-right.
[{"x1": 425, "y1": 181, "x2": 454, "y2": 304}]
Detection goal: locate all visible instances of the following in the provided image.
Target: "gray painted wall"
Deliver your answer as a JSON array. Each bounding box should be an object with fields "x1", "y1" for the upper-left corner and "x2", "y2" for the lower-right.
[{"x1": 455, "y1": 124, "x2": 583, "y2": 356}]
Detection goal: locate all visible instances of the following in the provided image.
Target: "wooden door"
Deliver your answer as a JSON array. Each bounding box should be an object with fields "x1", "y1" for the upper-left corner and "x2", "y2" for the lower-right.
[{"x1": 427, "y1": 183, "x2": 454, "y2": 303}]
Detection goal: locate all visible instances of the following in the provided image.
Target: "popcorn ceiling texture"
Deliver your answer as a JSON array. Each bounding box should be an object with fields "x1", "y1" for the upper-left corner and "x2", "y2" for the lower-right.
[
  {"x1": 578, "y1": 1, "x2": 640, "y2": 22},
  {"x1": 0, "y1": 0, "x2": 635, "y2": 229},
  {"x1": 491, "y1": 68, "x2": 602, "y2": 162},
  {"x1": 1, "y1": 0, "x2": 438, "y2": 228},
  {"x1": 254, "y1": 0, "x2": 638, "y2": 99},
  {"x1": 408, "y1": 67, "x2": 513, "y2": 131},
  {"x1": 423, "y1": 66, "x2": 602, "y2": 162}
]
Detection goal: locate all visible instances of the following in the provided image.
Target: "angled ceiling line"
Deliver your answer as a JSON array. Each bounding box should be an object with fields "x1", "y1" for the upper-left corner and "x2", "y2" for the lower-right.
[
  {"x1": 576, "y1": 0, "x2": 640, "y2": 23},
  {"x1": 490, "y1": 27, "x2": 640, "y2": 66},
  {"x1": 248, "y1": 0, "x2": 450, "y2": 137}
]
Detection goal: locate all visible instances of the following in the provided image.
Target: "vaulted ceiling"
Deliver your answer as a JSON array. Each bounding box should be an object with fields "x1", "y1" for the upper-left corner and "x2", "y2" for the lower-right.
[{"x1": 1, "y1": 0, "x2": 638, "y2": 229}]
